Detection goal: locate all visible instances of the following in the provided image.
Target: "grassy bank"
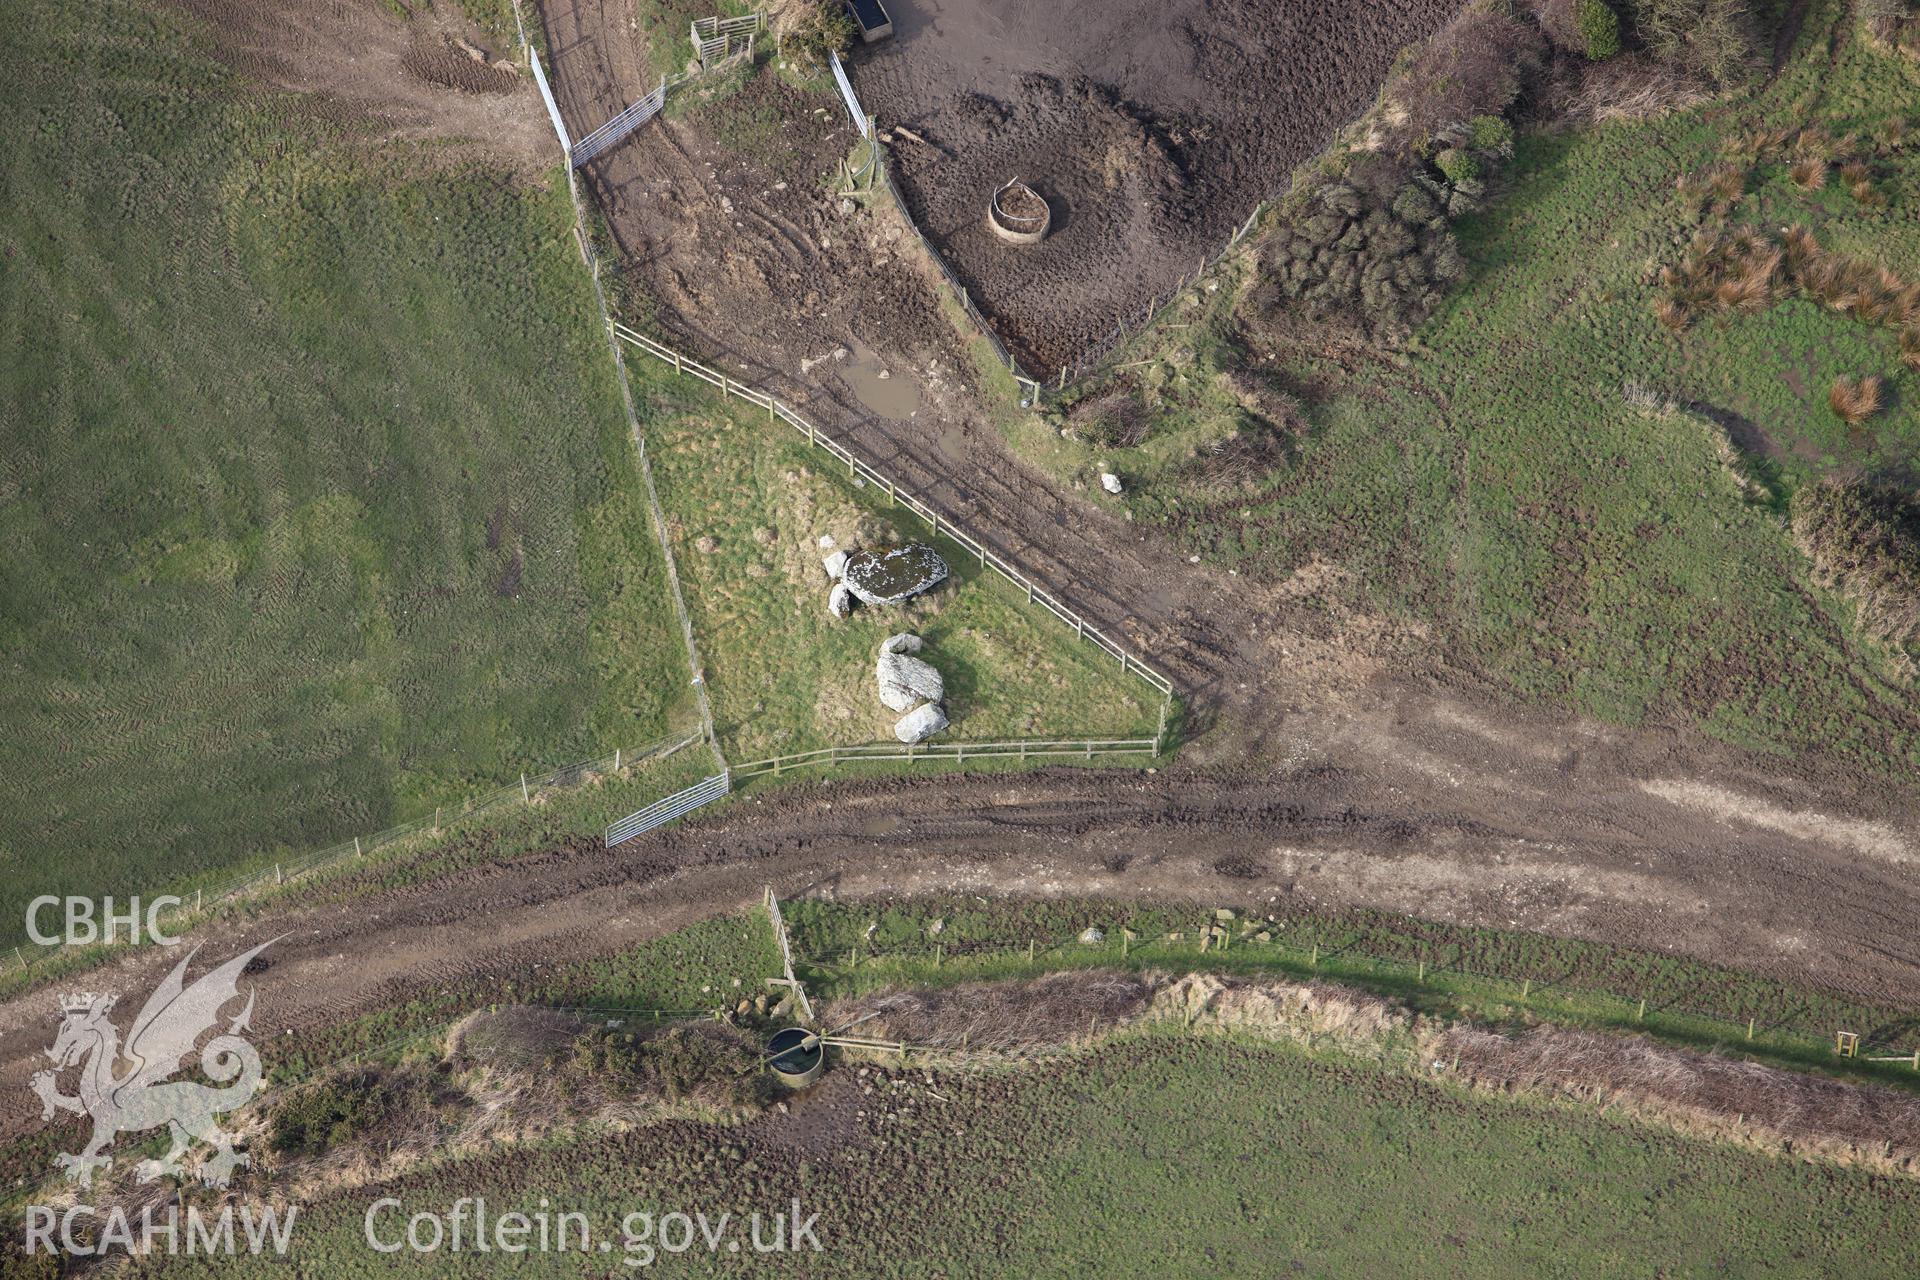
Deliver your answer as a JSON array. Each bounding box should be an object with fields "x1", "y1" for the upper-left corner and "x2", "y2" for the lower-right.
[
  {"x1": 631, "y1": 357, "x2": 1162, "y2": 762},
  {"x1": 1027, "y1": 0, "x2": 1920, "y2": 774},
  {"x1": 0, "y1": 0, "x2": 692, "y2": 945},
  {"x1": 137, "y1": 1029, "x2": 1920, "y2": 1277}
]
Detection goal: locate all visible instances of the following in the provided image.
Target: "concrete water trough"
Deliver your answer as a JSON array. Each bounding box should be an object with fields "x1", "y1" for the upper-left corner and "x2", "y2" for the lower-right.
[{"x1": 844, "y1": 0, "x2": 894, "y2": 42}]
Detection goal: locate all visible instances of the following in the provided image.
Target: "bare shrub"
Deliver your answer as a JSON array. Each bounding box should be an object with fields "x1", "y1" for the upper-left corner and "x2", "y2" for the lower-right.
[
  {"x1": 1444, "y1": 1024, "x2": 1920, "y2": 1170},
  {"x1": 1384, "y1": 4, "x2": 1547, "y2": 155},
  {"x1": 1792, "y1": 480, "x2": 1920, "y2": 649},
  {"x1": 822, "y1": 970, "x2": 1155, "y2": 1053},
  {"x1": 1625, "y1": 0, "x2": 1762, "y2": 85}
]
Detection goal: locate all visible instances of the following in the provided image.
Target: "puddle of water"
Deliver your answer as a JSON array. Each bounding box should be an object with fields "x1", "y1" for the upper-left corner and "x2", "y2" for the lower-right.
[{"x1": 838, "y1": 338, "x2": 920, "y2": 420}]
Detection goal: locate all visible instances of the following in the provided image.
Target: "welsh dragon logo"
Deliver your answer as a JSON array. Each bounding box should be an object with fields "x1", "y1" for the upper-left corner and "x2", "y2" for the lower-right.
[{"x1": 30, "y1": 940, "x2": 274, "y2": 1189}]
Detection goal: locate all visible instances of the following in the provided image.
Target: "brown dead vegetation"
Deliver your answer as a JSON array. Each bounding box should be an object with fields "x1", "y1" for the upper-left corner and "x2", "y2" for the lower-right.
[{"x1": 1829, "y1": 374, "x2": 1887, "y2": 424}]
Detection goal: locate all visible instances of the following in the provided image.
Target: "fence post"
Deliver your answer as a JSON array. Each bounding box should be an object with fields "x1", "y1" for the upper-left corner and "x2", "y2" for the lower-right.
[
  {"x1": 1520, "y1": 978, "x2": 1531, "y2": 1001},
  {"x1": 1747, "y1": 1017, "x2": 1755, "y2": 1041},
  {"x1": 614, "y1": 748, "x2": 621, "y2": 772},
  {"x1": 354, "y1": 836, "x2": 362, "y2": 857},
  {"x1": 275, "y1": 863, "x2": 283, "y2": 885},
  {"x1": 196, "y1": 889, "x2": 202, "y2": 913},
  {"x1": 1636, "y1": 997, "x2": 1647, "y2": 1021},
  {"x1": 521, "y1": 774, "x2": 530, "y2": 803}
]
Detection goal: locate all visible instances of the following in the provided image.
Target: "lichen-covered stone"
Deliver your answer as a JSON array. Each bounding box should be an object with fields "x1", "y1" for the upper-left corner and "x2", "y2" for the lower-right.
[{"x1": 842, "y1": 544, "x2": 948, "y2": 605}]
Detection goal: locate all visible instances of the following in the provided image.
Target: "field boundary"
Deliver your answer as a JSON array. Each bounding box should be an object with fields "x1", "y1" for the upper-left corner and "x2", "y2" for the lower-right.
[
  {"x1": 6, "y1": 732, "x2": 704, "y2": 979},
  {"x1": 730, "y1": 737, "x2": 1156, "y2": 778},
  {"x1": 799, "y1": 918, "x2": 1920, "y2": 1078},
  {"x1": 609, "y1": 320, "x2": 1176, "y2": 736}
]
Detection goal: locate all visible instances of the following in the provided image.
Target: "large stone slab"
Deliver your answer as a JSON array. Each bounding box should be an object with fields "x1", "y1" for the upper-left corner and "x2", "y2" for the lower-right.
[
  {"x1": 876, "y1": 648, "x2": 945, "y2": 712},
  {"x1": 842, "y1": 544, "x2": 949, "y2": 606}
]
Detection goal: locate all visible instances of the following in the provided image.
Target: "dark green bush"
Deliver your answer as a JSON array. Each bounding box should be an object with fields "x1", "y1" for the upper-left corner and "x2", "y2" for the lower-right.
[
  {"x1": 1576, "y1": 0, "x2": 1624, "y2": 58},
  {"x1": 1265, "y1": 173, "x2": 1469, "y2": 336}
]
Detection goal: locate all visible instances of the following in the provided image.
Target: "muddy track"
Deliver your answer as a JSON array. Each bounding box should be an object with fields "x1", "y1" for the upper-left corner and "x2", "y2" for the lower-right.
[{"x1": 3, "y1": 735, "x2": 1920, "y2": 1151}]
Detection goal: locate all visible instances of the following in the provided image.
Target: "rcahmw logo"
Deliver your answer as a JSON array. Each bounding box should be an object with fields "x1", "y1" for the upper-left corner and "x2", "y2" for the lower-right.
[{"x1": 22, "y1": 937, "x2": 297, "y2": 1259}]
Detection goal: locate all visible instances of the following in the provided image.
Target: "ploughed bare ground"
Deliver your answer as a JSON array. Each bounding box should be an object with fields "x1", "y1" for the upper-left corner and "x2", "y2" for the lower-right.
[{"x1": 843, "y1": 0, "x2": 1467, "y2": 373}]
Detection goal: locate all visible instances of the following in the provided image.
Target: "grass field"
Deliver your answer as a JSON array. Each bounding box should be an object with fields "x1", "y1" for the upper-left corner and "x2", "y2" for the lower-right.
[
  {"x1": 1032, "y1": 1, "x2": 1920, "y2": 774},
  {"x1": 631, "y1": 358, "x2": 1163, "y2": 762},
  {"x1": 0, "y1": 0, "x2": 693, "y2": 945},
  {"x1": 138, "y1": 1030, "x2": 1920, "y2": 1277}
]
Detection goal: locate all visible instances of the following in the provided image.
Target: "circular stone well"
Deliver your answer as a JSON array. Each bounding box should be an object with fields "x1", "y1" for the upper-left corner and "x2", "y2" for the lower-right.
[{"x1": 987, "y1": 178, "x2": 1051, "y2": 244}]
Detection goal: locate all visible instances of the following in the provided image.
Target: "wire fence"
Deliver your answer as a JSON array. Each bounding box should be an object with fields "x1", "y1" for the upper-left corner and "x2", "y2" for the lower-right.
[
  {"x1": 609, "y1": 322, "x2": 1176, "y2": 725},
  {"x1": 6, "y1": 731, "x2": 704, "y2": 979},
  {"x1": 793, "y1": 918, "x2": 1920, "y2": 1068},
  {"x1": 730, "y1": 737, "x2": 1159, "y2": 779}
]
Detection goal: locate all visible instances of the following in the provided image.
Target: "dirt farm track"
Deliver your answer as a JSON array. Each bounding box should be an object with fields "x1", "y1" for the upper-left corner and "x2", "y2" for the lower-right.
[{"x1": 845, "y1": 0, "x2": 1466, "y2": 373}]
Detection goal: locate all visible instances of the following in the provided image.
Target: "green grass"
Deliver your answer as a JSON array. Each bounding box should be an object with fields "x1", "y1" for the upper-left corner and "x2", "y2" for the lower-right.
[
  {"x1": 784, "y1": 894, "x2": 1920, "y2": 1091},
  {"x1": 135, "y1": 1031, "x2": 1920, "y2": 1277},
  {"x1": 0, "y1": 0, "x2": 693, "y2": 946},
  {"x1": 1022, "y1": 2, "x2": 1920, "y2": 774},
  {"x1": 630, "y1": 358, "x2": 1162, "y2": 762}
]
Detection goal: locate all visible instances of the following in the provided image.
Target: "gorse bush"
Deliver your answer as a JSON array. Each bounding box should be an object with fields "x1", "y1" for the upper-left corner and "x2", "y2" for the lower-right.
[
  {"x1": 1262, "y1": 169, "x2": 1469, "y2": 336},
  {"x1": 773, "y1": 0, "x2": 856, "y2": 64},
  {"x1": 269, "y1": 1069, "x2": 448, "y2": 1157},
  {"x1": 1577, "y1": 0, "x2": 1625, "y2": 58}
]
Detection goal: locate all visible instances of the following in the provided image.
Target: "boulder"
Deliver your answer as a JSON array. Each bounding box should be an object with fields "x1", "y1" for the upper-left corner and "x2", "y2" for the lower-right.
[
  {"x1": 828, "y1": 582, "x2": 854, "y2": 617},
  {"x1": 1078, "y1": 927, "x2": 1105, "y2": 944},
  {"x1": 823, "y1": 549, "x2": 850, "y2": 580},
  {"x1": 876, "y1": 650, "x2": 944, "y2": 712},
  {"x1": 879, "y1": 633, "x2": 922, "y2": 655},
  {"x1": 894, "y1": 702, "x2": 949, "y2": 744},
  {"x1": 1100, "y1": 472, "x2": 1124, "y2": 495},
  {"x1": 842, "y1": 544, "x2": 948, "y2": 605}
]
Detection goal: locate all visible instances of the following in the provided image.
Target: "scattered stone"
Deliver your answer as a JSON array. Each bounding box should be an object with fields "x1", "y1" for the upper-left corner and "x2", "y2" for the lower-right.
[
  {"x1": 928, "y1": 918, "x2": 945, "y2": 935},
  {"x1": 695, "y1": 535, "x2": 719, "y2": 553},
  {"x1": 880, "y1": 633, "x2": 923, "y2": 655},
  {"x1": 819, "y1": 534, "x2": 836, "y2": 550},
  {"x1": 894, "y1": 702, "x2": 949, "y2": 744},
  {"x1": 753, "y1": 526, "x2": 777, "y2": 546},
  {"x1": 828, "y1": 582, "x2": 854, "y2": 618},
  {"x1": 1215, "y1": 908, "x2": 1236, "y2": 921},
  {"x1": 1100, "y1": 472, "x2": 1124, "y2": 495},
  {"x1": 823, "y1": 549, "x2": 851, "y2": 580},
  {"x1": 1078, "y1": 927, "x2": 1105, "y2": 944},
  {"x1": 1254, "y1": 931, "x2": 1272, "y2": 943},
  {"x1": 844, "y1": 544, "x2": 948, "y2": 605}
]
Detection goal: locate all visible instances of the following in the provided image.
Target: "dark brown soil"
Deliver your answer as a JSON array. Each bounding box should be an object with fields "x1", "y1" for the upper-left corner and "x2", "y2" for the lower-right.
[{"x1": 844, "y1": 0, "x2": 1468, "y2": 373}]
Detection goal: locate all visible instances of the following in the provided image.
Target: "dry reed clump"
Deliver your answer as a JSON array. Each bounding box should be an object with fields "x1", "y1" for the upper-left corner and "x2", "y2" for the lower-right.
[
  {"x1": 1657, "y1": 222, "x2": 1920, "y2": 344},
  {"x1": 820, "y1": 970, "x2": 1156, "y2": 1055},
  {"x1": 1146, "y1": 972, "x2": 1424, "y2": 1061},
  {"x1": 1442, "y1": 1024, "x2": 1920, "y2": 1175},
  {"x1": 1829, "y1": 374, "x2": 1886, "y2": 424}
]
